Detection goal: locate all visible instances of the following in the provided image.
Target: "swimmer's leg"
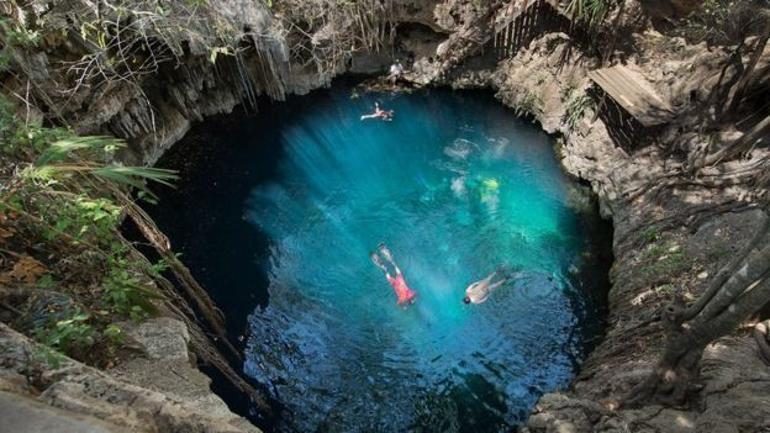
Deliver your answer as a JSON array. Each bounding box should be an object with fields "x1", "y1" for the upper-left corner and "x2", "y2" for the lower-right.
[
  {"x1": 495, "y1": 264, "x2": 523, "y2": 281},
  {"x1": 488, "y1": 270, "x2": 524, "y2": 292},
  {"x1": 378, "y1": 243, "x2": 393, "y2": 261},
  {"x1": 478, "y1": 271, "x2": 497, "y2": 286},
  {"x1": 378, "y1": 244, "x2": 401, "y2": 273},
  {"x1": 370, "y1": 251, "x2": 388, "y2": 274},
  {"x1": 487, "y1": 279, "x2": 508, "y2": 292}
]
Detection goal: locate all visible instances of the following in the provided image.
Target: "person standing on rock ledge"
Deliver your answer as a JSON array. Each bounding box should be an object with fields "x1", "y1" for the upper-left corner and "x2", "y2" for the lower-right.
[
  {"x1": 388, "y1": 60, "x2": 405, "y2": 85},
  {"x1": 371, "y1": 243, "x2": 417, "y2": 306}
]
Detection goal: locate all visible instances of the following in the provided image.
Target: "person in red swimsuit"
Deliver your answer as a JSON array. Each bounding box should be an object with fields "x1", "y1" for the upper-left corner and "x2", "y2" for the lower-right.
[{"x1": 370, "y1": 243, "x2": 416, "y2": 306}]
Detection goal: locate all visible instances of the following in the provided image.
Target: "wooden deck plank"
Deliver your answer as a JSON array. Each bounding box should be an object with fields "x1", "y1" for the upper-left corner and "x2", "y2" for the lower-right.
[{"x1": 588, "y1": 65, "x2": 674, "y2": 127}]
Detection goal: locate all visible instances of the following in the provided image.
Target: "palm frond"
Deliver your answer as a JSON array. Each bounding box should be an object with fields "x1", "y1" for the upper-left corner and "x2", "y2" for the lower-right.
[
  {"x1": 35, "y1": 136, "x2": 124, "y2": 166},
  {"x1": 32, "y1": 134, "x2": 178, "y2": 197},
  {"x1": 92, "y1": 166, "x2": 178, "y2": 188},
  {"x1": 565, "y1": 0, "x2": 611, "y2": 28}
]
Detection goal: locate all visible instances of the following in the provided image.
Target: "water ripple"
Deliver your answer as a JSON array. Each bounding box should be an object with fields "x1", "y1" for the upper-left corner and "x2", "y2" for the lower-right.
[{"x1": 232, "y1": 89, "x2": 607, "y2": 433}]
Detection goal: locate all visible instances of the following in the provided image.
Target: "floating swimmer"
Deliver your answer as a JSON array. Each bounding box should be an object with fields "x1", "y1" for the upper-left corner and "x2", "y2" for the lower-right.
[
  {"x1": 464, "y1": 267, "x2": 521, "y2": 304},
  {"x1": 371, "y1": 243, "x2": 416, "y2": 306},
  {"x1": 360, "y1": 102, "x2": 394, "y2": 121}
]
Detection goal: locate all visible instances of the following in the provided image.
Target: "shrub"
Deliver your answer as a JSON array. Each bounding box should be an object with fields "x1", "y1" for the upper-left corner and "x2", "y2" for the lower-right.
[{"x1": 0, "y1": 91, "x2": 175, "y2": 364}]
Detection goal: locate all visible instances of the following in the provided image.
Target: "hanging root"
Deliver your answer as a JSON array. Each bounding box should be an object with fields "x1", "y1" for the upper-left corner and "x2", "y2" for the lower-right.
[
  {"x1": 122, "y1": 200, "x2": 243, "y2": 363},
  {"x1": 118, "y1": 233, "x2": 274, "y2": 416}
]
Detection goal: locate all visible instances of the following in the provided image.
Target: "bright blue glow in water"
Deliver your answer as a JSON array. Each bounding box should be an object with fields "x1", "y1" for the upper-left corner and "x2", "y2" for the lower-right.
[{"x1": 148, "y1": 86, "x2": 609, "y2": 433}]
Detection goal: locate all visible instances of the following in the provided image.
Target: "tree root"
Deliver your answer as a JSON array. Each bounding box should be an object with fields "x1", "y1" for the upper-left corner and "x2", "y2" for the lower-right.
[
  {"x1": 122, "y1": 202, "x2": 242, "y2": 361},
  {"x1": 110, "y1": 190, "x2": 275, "y2": 415},
  {"x1": 120, "y1": 216, "x2": 274, "y2": 417}
]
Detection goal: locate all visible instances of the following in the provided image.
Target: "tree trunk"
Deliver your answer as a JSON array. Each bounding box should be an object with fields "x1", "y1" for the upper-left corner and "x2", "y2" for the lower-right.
[
  {"x1": 703, "y1": 114, "x2": 770, "y2": 166},
  {"x1": 727, "y1": 28, "x2": 770, "y2": 115},
  {"x1": 693, "y1": 240, "x2": 770, "y2": 321},
  {"x1": 683, "y1": 218, "x2": 770, "y2": 320},
  {"x1": 706, "y1": 40, "x2": 744, "y2": 122},
  {"x1": 626, "y1": 240, "x2": 770, "y2": 406}
]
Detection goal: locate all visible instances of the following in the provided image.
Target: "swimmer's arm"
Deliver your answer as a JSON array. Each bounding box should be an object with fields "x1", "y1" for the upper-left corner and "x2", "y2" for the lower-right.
[{"x1": 466, "y1": 282, "x2": 478, "y2": 293}]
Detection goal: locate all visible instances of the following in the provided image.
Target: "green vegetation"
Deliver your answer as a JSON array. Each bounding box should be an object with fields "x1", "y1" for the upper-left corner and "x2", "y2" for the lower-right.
[
  {"x1": 0, "y1": 80, "x2": 176, "y2": 364},
  {"x1": 655, "y1": 284, "x2": 676, "y2": 296},
  {"x1": 565, "y1": 0, "x2": 612, "y2": 30},
  {"x1": 1, "y1": 0, "x2": 284, "y2": 115},
  {"x1": 671, "y1": 0, "x2": 743, "y2": 45},
  {"x1": 638, "y1": 226, "x2": 659, "y2": 245},
  {"x1": 562, "y1": 88, "x2": 595, "y2": 133},
  {"x1": 512, "y1": 90, "x2": 543, "y2": 118},
  {"x1": 274, "y1": 0, "x2": 393, "y2": 77},
  {"x1": 637, "y1": 240, "x2": 692, "y2": 281}
]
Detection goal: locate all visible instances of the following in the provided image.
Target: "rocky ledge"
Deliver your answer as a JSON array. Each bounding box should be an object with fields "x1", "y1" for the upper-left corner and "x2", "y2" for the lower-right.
[{"x1": 0, "y1": 319, "x2": 261, "y2": 433}]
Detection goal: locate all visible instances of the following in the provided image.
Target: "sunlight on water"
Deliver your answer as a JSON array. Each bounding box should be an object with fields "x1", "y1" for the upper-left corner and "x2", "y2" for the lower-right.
[{"x1": 232, "y1": 88, "x2": 606, "y2": 432}]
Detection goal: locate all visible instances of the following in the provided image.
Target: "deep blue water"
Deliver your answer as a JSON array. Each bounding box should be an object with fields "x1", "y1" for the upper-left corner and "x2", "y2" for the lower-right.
[{"x1": 148, "y1": 85, "x2": 611, "y2": 433}]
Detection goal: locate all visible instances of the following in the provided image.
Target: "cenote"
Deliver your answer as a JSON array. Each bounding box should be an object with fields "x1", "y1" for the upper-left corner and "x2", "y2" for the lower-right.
[{"x1": 147, "y1": 84, "x2": 613, "y2": 433}]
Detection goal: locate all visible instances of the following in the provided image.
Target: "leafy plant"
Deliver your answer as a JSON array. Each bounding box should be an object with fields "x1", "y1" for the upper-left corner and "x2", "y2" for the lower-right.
[
  {"x1": 102, "y1": 249, "x2": 161, "y2": 321},
  {"x1": 512, "y1": 90, "x2": 543, "y2": 118},
  {"x1": 563, "y1": 89, "x2": 595, "y2": 132},
  {"x1": 639, "y1": 226, "x2": 659, "y2": 245},
  {"x1": 0, "y1": 94, "x2": 177, "y2": 365},
  {"x1": 26, "y1": 135, "x2": 178, "y2": 199},
  {"x1": 34, "y1": 311, "x2": 96, "y2": 356},
  {"x1": 638, "y1": 240, "x2": 693, "y2": 280},
  {"x1": 656, "y1": 284, "x2": 676, "y2": 296},
  {"x1": 565, "y1": 0, "x2": 611, "y2": 30},
  {"x1": 670, "y1": 0, "x2": 770, "y2": 46},
  {"x1": 0, "y1": 17, "x2": 42, "y2": 48}
]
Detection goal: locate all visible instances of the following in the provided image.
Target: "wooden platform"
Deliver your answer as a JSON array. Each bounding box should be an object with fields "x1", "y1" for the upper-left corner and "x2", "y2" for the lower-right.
[{"x1": 588, "y1": 65, "x2": 674, "y2": 127}]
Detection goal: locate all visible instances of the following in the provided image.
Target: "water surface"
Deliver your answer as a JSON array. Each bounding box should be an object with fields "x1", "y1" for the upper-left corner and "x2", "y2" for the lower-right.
[{"x1": 149, "y1": 86, "x2": 610, "y2": 433}]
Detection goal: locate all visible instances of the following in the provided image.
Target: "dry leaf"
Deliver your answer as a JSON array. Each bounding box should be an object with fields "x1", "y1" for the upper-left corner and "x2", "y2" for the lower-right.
[
  {"x1": 6, "y1": 255, "x2": 47, "y2": 284},
  {"x1": 0, "y1": 226, "x2": 14, "y2": 240}
]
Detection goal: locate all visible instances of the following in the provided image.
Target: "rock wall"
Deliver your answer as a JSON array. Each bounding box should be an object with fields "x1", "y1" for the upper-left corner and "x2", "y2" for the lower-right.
[
  {"x1": 475, "y1": 30, "x2": 770, "y2": 433},
  {"x1": 5, "y1": 0, "x2": 464, "y2": 165},
  {"x1": 0, "y1": 320, "x2": 261, "y2": 433}
]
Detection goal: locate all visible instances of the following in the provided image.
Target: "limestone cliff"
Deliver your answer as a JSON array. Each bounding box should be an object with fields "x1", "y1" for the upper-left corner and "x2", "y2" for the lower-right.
[
  {"x1": 0, "y1": 320, "x2": 261, "y2": 433},
  {"x1": 482, "y1": 33, "x2": 770, "y2": 432}
]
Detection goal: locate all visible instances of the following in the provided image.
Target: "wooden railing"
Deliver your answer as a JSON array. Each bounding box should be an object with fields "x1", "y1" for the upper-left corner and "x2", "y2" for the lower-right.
[{"x1": 492, "y1": 0, "x2": 567, "y2": 60}]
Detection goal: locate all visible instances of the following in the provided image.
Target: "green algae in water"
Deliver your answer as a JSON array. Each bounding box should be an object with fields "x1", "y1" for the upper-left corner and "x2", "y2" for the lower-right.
[{"x1": 148, "y1": 86, "x2": 610, "y2": 433}]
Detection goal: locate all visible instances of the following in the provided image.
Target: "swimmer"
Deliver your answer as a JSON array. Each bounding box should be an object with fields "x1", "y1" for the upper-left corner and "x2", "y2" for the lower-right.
[
  {"x1": 371, "y1": 243, "x2": 416, "y2": 306},
  {"x1": 360, "y1": 102, "x2": 394, "y2": 121},
  {"x1": 463, "y1": 268, "x2": 520, "y2": 304}
]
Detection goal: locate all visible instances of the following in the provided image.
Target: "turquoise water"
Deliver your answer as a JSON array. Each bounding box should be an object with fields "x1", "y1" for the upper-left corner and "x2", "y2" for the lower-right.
[{"x1": 148, "y1": 86, "x2": 610, "y2": 433}]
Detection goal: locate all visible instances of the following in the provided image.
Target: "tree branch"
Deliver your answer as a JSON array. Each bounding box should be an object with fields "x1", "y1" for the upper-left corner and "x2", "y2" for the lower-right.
[{"x1": 683, "y1": 216, "x2": 770, "y2": 320}]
